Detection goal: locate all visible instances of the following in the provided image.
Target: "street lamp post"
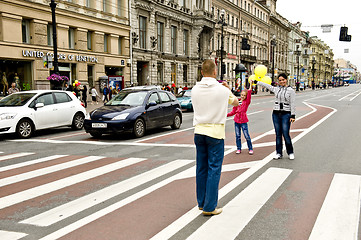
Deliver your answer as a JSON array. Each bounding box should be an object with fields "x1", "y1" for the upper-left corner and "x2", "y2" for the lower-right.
[
  {"x1": 311, "y1": 57, "x2": 316, "y2": 90},
  {"x1": 50, "y1": 0, "x2": 59, "y2": 74},
  {"x1": 219, "y1": 9, "x2": 226, "y2": 81},
  {"x1": 295, "y1": 47, "x2": 301, "y2": 91},
  {"x1": 270, "y1": 35, "x2": 276, "y2": 84}
]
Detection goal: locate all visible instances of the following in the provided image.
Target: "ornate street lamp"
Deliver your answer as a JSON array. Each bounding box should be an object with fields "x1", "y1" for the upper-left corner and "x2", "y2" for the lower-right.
[
  {"x1": 270, "y1": 35, "x2": 276, "y2": 84},
  {"x1": 295, "y1": 46, "x2": 301, "y2": 91},
  {"x1": 219, "y1": 9, "x2": 226, "y2": 81},
  {"x1": 312, "y1": 57, "x2": 316, "y2": 90},
  {"x1": 50, "y1": 0, "x2": 59, "y2": 74}
]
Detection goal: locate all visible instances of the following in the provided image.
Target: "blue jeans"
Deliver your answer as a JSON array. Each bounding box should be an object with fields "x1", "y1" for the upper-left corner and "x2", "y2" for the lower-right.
[
  {"x1": 234, "y1": 122, "x2": 253, "y2": 151},
  {"x1": 194, "y1": 134, "x2": 224, "y2": 212},
  {"x1": 272, "y1": 112, "x2": 294, "y2": 156}
]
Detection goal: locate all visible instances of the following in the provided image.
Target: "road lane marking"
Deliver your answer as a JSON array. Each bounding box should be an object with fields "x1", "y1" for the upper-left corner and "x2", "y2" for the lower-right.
[
  {"x1": 0, "y1": 158, "x2": 146, "y2": 210},
  {"x1": 0, "y1": 230, "x2": 27, "y2": 240},
  {"x1": 0, "y1": 152, "x2": 35, "y2": 162},
  {"x1": 21, "y1": 160, "x2": 193, "y2": 226},
  {"x1": 47, "y1": 131, "x2": 88, "y2": 140},
  {"x1": 349, "y1": 90, "x2": 361, "y2": 101},
  {"x1": 0, "y1": 156, "x2": 104, "y2": 187},
  {"x1": 309, "y1": 173, "x2": 361, "y2": 240},
  {"x1": 187, "y1": 168, "x2": 292, "y2": 240},
  {"x1": 0, "y1": 155, "x2": 67, "y2": 173}
]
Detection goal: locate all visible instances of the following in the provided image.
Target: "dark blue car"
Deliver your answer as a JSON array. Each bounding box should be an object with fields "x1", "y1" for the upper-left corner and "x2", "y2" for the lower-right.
[{"x1": 84, "y1": 86, "x2": 182, "y2": 138}]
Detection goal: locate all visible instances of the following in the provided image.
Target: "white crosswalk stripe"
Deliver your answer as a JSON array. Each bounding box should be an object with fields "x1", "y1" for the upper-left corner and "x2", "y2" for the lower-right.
[
  {"x1": 0, "y1": 156, "x2": 105, "y2": 187},
  {"x1": 0, "y1": 230, "x2": 27, "y2": 240},
  {"x1": 0, "y1": 152, "x2": 34, "y2": 162},
  {"x1": 187, "y1": 168, "x2": 292, "y2": 240},
  {"x1": 309, "y1": 173, "x2": 361, "y2": 240}
]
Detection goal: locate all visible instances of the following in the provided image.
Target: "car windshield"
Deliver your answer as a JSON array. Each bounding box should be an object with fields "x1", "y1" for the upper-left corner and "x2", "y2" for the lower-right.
[
  {"x1": 183, "y1": 91, "x2": 191, "y2": 97},
  {"x1": 0, "y1": 93, "x2": 36, "y2": 107},
  {"x1": 105, "y1": 91, "x2": 147, "y2": 106}
]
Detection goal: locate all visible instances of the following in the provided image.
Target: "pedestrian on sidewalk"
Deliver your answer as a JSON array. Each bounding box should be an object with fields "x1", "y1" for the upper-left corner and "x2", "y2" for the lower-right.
[
  {"x1": 82, "y1": 85, "x2": 88, "y2": 108},
  {"x1": 91, "y1": 86, "x2": 100, "y2": 105},
  {"x1": 254, "y1": 73, "x2": 296, "y2": 160},
  {"x1": 191, "y1": 59, "x2": 239, "y2": 216},
  {"x1": 227, "y1": 81, "x2": 254, "y2": 155}
]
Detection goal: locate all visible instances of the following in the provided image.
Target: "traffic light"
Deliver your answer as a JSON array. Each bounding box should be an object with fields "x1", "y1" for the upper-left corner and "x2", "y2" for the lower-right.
[
  {"x1": 241, "y1": 38, "x2": 250, "y2": 50},
  {"x1": 339, "y1": 27, "x2": 351, "y2": 42}
]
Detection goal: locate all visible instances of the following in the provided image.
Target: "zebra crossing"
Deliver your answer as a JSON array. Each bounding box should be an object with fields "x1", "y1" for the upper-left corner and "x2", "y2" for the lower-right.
[{"x1": 0, "y1": 152, "x2": 360, "y2": 240}]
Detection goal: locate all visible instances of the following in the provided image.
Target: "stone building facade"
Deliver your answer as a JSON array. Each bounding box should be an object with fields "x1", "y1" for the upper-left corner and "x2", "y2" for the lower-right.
[
  {"x1": 130, "y1": 0, "x2": 214, "y2": 88},
  {"x1": 0, "y1": 0, "x2": 130, "y2": 95}
]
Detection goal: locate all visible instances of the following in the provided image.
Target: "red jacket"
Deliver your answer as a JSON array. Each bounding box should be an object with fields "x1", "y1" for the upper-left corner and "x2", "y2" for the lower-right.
[{"x1": 227, "y1": 90, "x2": 251, "y2": 123}]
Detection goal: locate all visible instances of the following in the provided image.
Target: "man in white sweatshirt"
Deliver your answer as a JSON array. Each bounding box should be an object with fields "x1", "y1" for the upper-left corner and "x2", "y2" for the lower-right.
[{"x1": 192, "y1": 59, "x2": 239, "y2": 216}]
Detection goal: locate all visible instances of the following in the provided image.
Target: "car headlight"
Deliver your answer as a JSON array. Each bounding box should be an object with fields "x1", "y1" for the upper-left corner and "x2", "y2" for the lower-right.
[
  {"x1": 112, "y1": 113, "x2": 130, "y2": 120},
  {"x1": 0, "y1": 113, "x2": 17, "y2": 120}
]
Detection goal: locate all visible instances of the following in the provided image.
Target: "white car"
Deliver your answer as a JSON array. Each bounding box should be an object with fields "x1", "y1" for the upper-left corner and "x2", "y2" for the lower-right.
[{"x1": 0, "y1": 90, "x2": 86, "y2": 138}]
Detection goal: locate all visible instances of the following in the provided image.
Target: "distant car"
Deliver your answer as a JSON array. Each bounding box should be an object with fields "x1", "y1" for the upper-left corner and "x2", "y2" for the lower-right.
[
  {"x1": 84, "y1": 86, "x2": 182, "y2": 138},
  {"x1": 0, "y1": 90, "x2": 86, "y2": 138},
  {"x1": 344, "y1": 82, "x2": 349, "y2": 86},
  {"x1": 177, "y1": 90, "x2": 193, "y2": 111}
]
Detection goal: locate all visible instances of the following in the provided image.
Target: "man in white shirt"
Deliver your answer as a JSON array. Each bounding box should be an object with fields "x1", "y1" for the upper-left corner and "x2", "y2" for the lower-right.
[{"x1": 191, "y1": 59, "x2": 239, "y2": 216}]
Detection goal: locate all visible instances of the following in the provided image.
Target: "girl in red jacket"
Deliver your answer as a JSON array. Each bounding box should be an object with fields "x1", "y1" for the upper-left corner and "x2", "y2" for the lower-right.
[{"x1": 227, "y1": 81, "x2": 254, "y2": 155}]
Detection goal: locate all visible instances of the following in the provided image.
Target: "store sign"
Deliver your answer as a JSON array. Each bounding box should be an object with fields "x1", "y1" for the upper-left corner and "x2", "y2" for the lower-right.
[{"x1": 22, "y1": 50, "x2": 98, "y2": 63}]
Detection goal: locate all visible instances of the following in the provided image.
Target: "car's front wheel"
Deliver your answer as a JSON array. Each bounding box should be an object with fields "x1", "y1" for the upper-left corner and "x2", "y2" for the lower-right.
[
  {"x1": 72, "y1": 112, "x2": 85, "y2": 130},
  {"x1": 16, "y1": 119, "x2": 34, "y2": 138},
  {"x1": 171, "y1": 113, "x2": 181, "y2": 129},
  {"x1": 133, "y1": 118, "x2": 145, "y2": 138}
]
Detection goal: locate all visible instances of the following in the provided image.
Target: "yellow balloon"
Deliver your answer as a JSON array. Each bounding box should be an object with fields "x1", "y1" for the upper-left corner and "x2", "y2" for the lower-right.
[
  {"x1": 75, "y1": 80, "x2": 78, "y2": 84},
  {"x1": 248, "y1": 75, "x2": 256, "y2": 83},
  {"x1": 254, "y1": 65, "x2": 267, "y2": 78},
  {"x1": 260, "y1": 76, "x2": 272, "y2": 85}
]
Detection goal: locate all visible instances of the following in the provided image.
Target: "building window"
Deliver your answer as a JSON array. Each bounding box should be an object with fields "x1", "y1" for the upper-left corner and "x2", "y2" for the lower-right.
[
  {"x1": 87, "y1": 31, "x2": 93, "y2": 50},
  {"x1": 22, "y1": 19, "x2": 30, "y2": 44},
  {"x1": 103, "y1": 0, "x2": 108, "y2": 12},
  {"x1": 47, "y1": 24, "x2": 53, "y2": 46},
  {"x1": 183, "y1": 64, "x2": 188, "y2": 83},
  {"x1": 171, "y1": 26, "x2": 177, "y2": 54},
  {"x1": 179, "y1": 0, "x2": 185, "y2": 7},
  {"x1": 157, "y1": 22, "x2": 164, "y2": 52},
  {"x1": 86, "y1": 0, "x2": 92, "y2": 7},
  {"x1": 157, "y1": 62, "x2": 163, "y2": 84},
  {"x1": 183, "y1": 29, "x2": 189, "y2": 56},
  {"x1": 104, "y1": 34, "x2": 109, "y2": 52},
  {"x1": 118, "y1": 0, "x2": 123, "y2": 16},
  {"x1": 118, "y1": 37, "x2": 122, "y2": 55},
  {"x1": 139, "y1": 16, "x2": 147, "y2": 49},
  {"x1": 68, "y1": 28, "x2": 75, "y2": 49}
]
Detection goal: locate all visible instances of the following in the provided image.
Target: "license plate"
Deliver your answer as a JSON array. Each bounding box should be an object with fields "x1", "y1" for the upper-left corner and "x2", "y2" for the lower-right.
[{"x1": 92, "y1": 123, "x2": 107, "y2": 128}]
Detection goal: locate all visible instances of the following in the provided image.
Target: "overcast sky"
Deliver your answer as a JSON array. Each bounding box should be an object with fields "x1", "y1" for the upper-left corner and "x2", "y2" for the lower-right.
[{"x1": 276, "y1": 0, "x2": 361, "y2": 70}]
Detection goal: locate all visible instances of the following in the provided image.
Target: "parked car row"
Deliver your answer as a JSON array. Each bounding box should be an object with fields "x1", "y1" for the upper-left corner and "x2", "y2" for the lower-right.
[{"x1": 0, "y1": 86, "x2": 184, "y2": 139}]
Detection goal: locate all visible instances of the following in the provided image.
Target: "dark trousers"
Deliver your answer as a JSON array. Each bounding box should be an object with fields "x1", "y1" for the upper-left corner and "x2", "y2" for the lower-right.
[{"x1": 272, "y1": 112, "x2": 294, "y2": 155}]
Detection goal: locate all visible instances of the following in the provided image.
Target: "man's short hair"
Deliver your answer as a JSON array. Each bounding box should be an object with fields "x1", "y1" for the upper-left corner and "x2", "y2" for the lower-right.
[
  {"x1": 278, "y1": 73, "x2": 288, "y2": 80},
  {"x1": 202, "y1": 59, "x2": 216, "y2": 76}
]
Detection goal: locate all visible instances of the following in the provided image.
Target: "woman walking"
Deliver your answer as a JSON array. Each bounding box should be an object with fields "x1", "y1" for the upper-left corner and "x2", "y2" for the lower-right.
[{"x1": 254, "y1": 73, "x2": 295, "y2": 160}]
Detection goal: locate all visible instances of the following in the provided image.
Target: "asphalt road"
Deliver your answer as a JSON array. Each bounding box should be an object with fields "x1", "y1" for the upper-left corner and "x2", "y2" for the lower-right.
[{"x1": 0, "y1": 84, "x2": 360, "y2": 240}]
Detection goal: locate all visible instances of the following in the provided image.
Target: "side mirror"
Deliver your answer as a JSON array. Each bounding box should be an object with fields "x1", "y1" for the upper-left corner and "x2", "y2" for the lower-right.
[
  {"x1": 147, "y1": 101, "x2": 157, "y2": 107},
  {"x1": 35, "y1": 102, "x2": 44, "y2": 109}
]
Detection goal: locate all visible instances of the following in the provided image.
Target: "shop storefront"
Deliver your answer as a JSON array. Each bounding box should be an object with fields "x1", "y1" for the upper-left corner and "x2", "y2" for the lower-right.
[{"x1": 0, "y1": 59, "x2": 32, "y2": 96}]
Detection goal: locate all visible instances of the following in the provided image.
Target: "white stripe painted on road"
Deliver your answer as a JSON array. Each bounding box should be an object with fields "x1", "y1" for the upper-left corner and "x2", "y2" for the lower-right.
[
  {"x1": 0, "y1": 158, "x2": 146, "y2": 210},
  {"x1": 0, "y1": 155, "x2": 67, "y2": 173},
  {"x1": 0, "y1": 152, "x2": 35, "y2": 162},
  {"x1": 0, "y1": 230, "x2": 27, "y2": 240},
  {"x1": 47, "y1": 131, "x2": 88, "y2": 140},
  {"x1": 187, "y1": 168, "x2": 292, "y2": 240},
  {"x1": 0, "y1": 156, "x2": 104, "y2": 187},
  {"x1": 21, "y1": 160, "x2": 193, "y2": 226},
  {"x1": 309, "y1": 173, "x2": 361, "y2": 240},
  {"x1": 349, "y1": 90, "x2": 361, "y2": 101}
]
